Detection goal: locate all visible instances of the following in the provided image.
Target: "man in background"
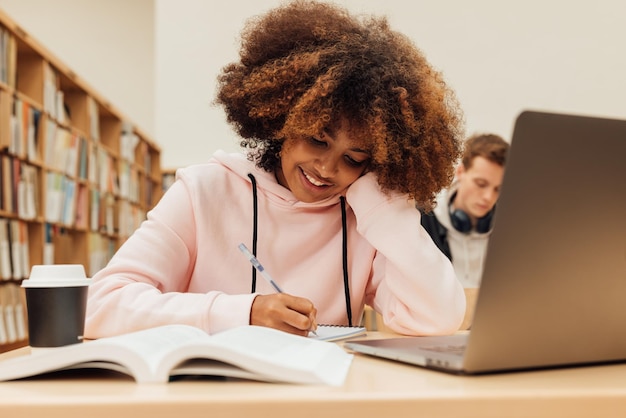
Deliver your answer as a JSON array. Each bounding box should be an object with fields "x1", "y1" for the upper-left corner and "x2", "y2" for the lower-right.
[{"x1": 420, "y1": 133, "x2": 509, "y2": 329}]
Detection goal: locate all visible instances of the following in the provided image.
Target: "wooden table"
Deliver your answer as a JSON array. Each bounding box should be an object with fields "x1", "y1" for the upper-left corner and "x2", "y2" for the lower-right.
[{"x1": 1, "y1": 332, "x2": 626, "y2": 418}]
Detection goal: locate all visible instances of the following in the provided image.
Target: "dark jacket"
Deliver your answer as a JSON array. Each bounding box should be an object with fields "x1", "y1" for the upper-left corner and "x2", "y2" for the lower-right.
[{"x1": 420, "y1": 210, "x2": 452, "y2": 261}]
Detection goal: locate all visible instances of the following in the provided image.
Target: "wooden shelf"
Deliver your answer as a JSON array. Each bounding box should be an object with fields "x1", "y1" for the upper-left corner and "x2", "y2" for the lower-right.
[{"x1": 0, "y1": 7, "x2": 162, "y2": 352}]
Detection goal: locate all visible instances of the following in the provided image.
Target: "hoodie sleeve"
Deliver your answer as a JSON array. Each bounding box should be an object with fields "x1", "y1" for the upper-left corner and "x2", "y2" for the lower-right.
[
  {"x1": 84, "y1": 171, "x2": 257, "y2": 339},
  {"x1": 346, "y1": 173, "x2": 465, "y2": 335}
]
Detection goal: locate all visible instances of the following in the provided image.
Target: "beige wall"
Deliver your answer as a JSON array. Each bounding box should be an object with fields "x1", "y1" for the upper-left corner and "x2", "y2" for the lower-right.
[
  {"x1": 0, "y1": 0, "x2": 154, "y2": 138},
  {"x1": 1, "y1": 0, "x2": 625, "y2": 168}
]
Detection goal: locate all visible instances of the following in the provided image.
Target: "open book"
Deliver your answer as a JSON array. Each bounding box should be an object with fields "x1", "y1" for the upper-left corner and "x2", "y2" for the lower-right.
[{"x1": 0, "y1": 324, "x2": 354, "y2": 385}]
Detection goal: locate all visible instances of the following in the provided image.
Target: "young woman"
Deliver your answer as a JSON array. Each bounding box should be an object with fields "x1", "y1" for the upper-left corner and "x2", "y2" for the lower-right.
[{"x1": 85, "y1": 0, "x2": 466, "y2": 339}]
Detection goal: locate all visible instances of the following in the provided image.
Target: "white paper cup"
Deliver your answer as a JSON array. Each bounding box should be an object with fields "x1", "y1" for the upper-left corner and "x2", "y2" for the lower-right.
[{"x1": 21, "y1": 265, "x2": 90, "y2": 347}]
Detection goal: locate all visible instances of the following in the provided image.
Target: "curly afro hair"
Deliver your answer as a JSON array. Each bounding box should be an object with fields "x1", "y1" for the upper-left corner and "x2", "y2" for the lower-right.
[{"x1": 215, "y1": 0, "x2": 464, "y2": 210}]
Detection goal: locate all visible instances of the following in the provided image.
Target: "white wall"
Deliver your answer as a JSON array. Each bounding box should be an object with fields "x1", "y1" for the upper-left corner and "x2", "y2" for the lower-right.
[
  {"x1": 2, "y1": 0, "x2": 625, "y2": 169},
  {"x1": 154, "y1": 0, "x2": 626, "y2": 168},
  {"x1": 0, "y1": 0, "x2": 155, "y2": 137}
]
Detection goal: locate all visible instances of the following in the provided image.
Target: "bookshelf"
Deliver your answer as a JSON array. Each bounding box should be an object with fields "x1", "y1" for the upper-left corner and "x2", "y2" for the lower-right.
[
  {"x1": 0, "y1": 8, "x2": 162, "y2": 353},
  {"x1": 162, "y1": 168, "x2": 176, "y2": 193}
]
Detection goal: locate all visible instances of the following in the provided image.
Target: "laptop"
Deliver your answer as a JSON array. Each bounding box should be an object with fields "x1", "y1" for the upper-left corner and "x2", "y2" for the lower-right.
[{"x1": 345, "y1": 110, "x2": 626, "y2": 374}]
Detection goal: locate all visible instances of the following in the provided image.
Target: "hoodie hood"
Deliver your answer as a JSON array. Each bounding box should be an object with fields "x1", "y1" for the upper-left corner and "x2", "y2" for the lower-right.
[{"x1": 213, "y1": 150, "x2": 343, "y2": 209}]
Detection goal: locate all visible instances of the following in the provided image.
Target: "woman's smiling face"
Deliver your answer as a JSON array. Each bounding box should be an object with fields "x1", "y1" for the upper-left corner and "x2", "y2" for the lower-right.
[{"x1": 275, "y1": 123, "x2": 371, "y2": 203}]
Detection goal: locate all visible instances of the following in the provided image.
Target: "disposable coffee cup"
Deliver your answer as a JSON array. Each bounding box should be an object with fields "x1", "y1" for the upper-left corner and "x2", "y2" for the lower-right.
[{"x1": 21, "y1": 264, "x2": 90, "y2": 348}]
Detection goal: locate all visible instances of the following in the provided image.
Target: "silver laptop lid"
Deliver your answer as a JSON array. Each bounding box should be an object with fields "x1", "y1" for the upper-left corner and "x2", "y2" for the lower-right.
[{"x1": 463, "y1": 110, "x2": 626, "y2": 373}]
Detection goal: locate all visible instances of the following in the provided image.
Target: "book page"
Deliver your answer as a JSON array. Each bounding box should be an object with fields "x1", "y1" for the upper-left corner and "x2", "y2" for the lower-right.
[
  {"x1": 170, "y1": 358, "x2": 263, "y2": 381},
  {"x1": 0, "y1": 341, "x2": 151, "y2": 382},
  {"x1": 158, "y1": 325, "x2": 353, "y2": 385},
  {"x1": 0, "y1": 325, "x2": 207, "y2": 383},
  {"x1": 92, "y1": 324, "x2": 208, "y2": 374}
]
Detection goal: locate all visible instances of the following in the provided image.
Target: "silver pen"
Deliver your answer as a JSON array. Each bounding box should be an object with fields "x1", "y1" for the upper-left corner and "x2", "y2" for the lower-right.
[{"x1": 238, "y1": 243, "x2": 318, "y2": 336}]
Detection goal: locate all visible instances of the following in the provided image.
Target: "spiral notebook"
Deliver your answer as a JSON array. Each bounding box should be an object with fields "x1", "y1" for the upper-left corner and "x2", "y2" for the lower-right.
[{"x1": 310, "y1": 325, "x2": 366, "y2": 342}]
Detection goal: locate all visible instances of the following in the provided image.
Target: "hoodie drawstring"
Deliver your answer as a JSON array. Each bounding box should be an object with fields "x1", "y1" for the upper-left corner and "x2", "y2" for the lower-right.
[
  {"x1": 247, "y1": 174, "x2": 352, "y2": 326},
  {"x1": 339, "y1": 196, "x2": 353, "y2": 326},
  {"x1": 248, "y1": 173, "x2": 259, "y2": 293}
]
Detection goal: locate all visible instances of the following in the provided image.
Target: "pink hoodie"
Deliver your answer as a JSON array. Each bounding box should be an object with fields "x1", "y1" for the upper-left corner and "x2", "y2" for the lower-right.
[{"x1": 84, "y1": 150, "x2": 465, "y2": 338}]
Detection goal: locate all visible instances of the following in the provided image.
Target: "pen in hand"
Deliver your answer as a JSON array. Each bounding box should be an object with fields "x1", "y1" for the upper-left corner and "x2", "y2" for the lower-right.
[{"x1": 238, "y1": 243, "x2": 318, "y2": 336}]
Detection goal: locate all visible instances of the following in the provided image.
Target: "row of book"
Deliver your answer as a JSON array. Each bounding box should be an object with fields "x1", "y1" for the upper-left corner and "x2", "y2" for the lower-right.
[
  {"x1": 0, "y1": 282, "x2": 26, "y2": 345},
  {"x1": 0, "y1": 218, "x2": 117, "y2": 281},
  {"x1": 41, "y1": 117, "x2": 118, "y2": 192},
  {"x1": 117, "y1": 199, "x2": 146, "y2": 239},
  {"x1": 1, "y1": 152, "x2": 144, "y2": 239},
  {"x1": 87, "y1": 232, "x2": 115, "y2": 277},
  {"x1": 2, "y1": 59, "x2": 66, "y2": 161},
  {"x1": 7, "y1": 95, "x2": 41, "y2": 162},
  {"x1": 0, "y1": 218, "x2": 29, "y2": 281},
  {"x1": 45, "y1": 172, "x2": 140, "y2": 235},
  {"x1": 4, "y1": 84, "x2": 147, "y2": 204},
  {"x1": 0, "y1": 24, "x2": 16, "y2": 88},
  {"x1": 43, "y1": 123, "x2": 88, "y2": 179},
  {"x1": 3, "y1": 94, "x2": 149, "y2": 216},
  {"x1": 4, "y1": 87, "x2": 99, "y2": 188},
  {"x1": 43, "y1": 61, "x2": 67, "y2": 125},
  {"x1": 44, "y1": 171, "x2": 80, "y2": 227},
  {"x1": 0, "y1": 155, "x2": 38, "y2": 220}
]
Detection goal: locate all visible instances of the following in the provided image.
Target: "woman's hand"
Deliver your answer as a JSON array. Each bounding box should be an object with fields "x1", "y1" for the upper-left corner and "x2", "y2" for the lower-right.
[{"x1": 250, "y1": 294, "x2": 318, "y2": 337}]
